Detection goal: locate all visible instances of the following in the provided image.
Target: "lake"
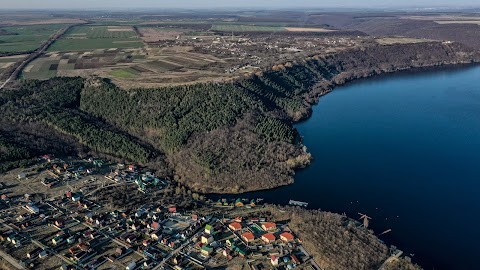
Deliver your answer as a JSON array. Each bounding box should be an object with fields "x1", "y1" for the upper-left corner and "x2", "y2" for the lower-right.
[{"x1": 239, "y1": 65, "x2": 480, "y2": 270}]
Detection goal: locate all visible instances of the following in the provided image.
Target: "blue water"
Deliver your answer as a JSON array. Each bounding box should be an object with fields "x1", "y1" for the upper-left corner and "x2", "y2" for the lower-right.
[{"x1": 240, "y1": 65, "x2": 480, "y2": 269}]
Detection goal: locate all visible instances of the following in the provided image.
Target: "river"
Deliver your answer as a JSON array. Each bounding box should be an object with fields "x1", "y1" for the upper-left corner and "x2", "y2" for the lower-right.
[{"x1": 234, "y1": 65, "x2": 480, "y2": 270}]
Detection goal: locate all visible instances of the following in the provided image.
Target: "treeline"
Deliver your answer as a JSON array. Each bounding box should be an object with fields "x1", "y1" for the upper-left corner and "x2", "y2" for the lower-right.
[
  {"x1": 80, "y1": 79, "x2": 277, "y2": 151},
  {"x1": 269, "y1": 205, "x2": 389, "y2": 270},
  {"x1": 44, "y1": 109, "x2": 153, "y2": 163},
  {"x1": 0, "y1": 133, "x2": 35, "y2": 173},
  {"x1": 0, "y1": 77, "x2": 156, "y2": 164}
]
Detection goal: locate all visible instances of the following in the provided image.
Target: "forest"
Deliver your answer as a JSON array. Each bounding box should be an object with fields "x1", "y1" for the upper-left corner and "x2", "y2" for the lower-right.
[
  {"x1": 1, "y1": 41, "x2": 479, "y2": 192},
  {"x1": 267, "y1": 205, "x2": 422, "y2": 270}
]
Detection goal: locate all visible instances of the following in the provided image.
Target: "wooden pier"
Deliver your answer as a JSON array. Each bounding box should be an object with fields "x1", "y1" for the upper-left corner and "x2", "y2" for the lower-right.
[{"x1": 289, "y1": 200, "x2": 308, "y2": 207}]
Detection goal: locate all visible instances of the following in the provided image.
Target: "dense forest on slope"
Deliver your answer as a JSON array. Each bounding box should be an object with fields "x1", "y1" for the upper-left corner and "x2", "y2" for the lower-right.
[
  {"x1": 0, "y1": 78, "x2": 162, "y2": 172},
  {"x1": 1, "y1": 41, "x2": 479, "y2": 191}
]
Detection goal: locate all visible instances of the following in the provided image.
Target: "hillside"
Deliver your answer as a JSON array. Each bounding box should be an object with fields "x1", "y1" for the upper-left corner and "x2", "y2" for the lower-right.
[{"x1": 1, "y1": 41, "x2": 479, "y2": 193}]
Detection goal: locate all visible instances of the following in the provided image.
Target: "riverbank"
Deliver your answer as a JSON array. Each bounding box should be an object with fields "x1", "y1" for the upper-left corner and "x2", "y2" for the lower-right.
[
  {"x1": 232, "y1": 65, "x2": 480, "y2": 269},
  {"x1": 198, "y1": 41, "x2": 480, "y2": 194}
]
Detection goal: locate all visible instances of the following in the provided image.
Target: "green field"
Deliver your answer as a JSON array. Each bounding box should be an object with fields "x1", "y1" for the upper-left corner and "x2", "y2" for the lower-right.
[
  {"x1": 0, "y1": 24, "x2": 66, "y2": 54},
  {"x1": 211, "y1": 24, "x2": 286, "y2": 32},
  {"x1": 48, "y1": 26, "x2": 144, "y2": 51},
  {"x1": 110, "y1": 68, "x2": 140, "y2": 78}
]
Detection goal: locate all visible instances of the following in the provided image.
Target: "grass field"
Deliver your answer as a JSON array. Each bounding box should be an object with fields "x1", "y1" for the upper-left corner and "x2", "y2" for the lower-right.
[
  {"x1": 0, "y1": 24, "x2": 66, "y2": 53},
  {"x1": 376, "y1": 37, "x2": 432, "y2": 45},
  {"x1": 48, "y1": 25, "x2": 144, "y2": 51},
  {"x1": 110, "y1": 67, "x2": 141, "y2": 78},
  {"x1": 0, "y1": 55, "x2": 26, "y2": 75},
  {"x1": 434, "y1": 20, "x2": 480, "y2": 25},
  {"x1": 211, "y1": 24, "x2": 285, "y2": 32}
]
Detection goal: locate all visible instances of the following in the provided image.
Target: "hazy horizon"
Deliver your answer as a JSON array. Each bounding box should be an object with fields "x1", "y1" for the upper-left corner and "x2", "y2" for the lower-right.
[{"x1": 1, "y1": 0, "x2": 478, "y2": 10}]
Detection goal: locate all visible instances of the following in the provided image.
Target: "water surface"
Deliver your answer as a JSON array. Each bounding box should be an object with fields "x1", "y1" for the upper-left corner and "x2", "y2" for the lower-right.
[{"x1": 242, "y1": 65, "x2": 480, "y2": 270}]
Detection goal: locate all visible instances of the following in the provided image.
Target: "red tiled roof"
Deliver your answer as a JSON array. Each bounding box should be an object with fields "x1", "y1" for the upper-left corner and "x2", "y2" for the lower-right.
[
  {"x1": 262, "y1": 233, "x2": 276, "y2": 242},
  {"x1": 229, "y1": 222, "x2": 242, "y2": 230},
  {"x1": 262, "y1": 222, "x2": 276, "y2": 230},
  {"x1": 241, "y1": 232, "x2": 255, "y2": 241},
  {"x1": 280, "y1": 232, "x2": 294, "y2": 241}
]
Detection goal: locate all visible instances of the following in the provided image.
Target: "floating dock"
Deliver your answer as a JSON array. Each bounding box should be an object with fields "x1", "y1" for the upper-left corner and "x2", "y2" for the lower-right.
[{"x1": 289, "y1": 200, "x2": 308, "y2": 207}]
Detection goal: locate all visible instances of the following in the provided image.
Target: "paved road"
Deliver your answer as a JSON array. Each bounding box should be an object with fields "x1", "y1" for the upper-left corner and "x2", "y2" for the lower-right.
[
  {"x1": 152, "y1": 240, "x2": 192, "y2": 270},
  {"x1": 0, "y1": 24, "x2": 78, "y2": 90}
]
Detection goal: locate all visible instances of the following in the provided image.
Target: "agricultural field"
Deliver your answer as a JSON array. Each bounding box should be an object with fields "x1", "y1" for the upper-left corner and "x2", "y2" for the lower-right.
[
  {"x1": 0, "y1": 24, "x2": 66, "y2": 54},
  {"x1": 211, "y1": 24, "x2": 335, "y2": 33},
  {"x1": 434, "y1": 20, "x2": 480, "y2": 25},
  {"x1": 137, "y1": 26, "x2": 186, "y2": 42},
  {"x1": 375, "y1": 37, "x2": 433, "y2": 45},
  {"x1": 0, "y1": 54, "x2": 25, "y2": 74},
  {"x1": 48, "y1": 25, "x2": 144, "y2": 51},
  {"x1": 22, "y1": 46, "x2": 230, "y2": 87},
  {"x1": 211, "y1": 24, "x2": 286, "y2": 32},
  {"x1": 285, "y1": 27, "x2": 335, "y2": 32}
]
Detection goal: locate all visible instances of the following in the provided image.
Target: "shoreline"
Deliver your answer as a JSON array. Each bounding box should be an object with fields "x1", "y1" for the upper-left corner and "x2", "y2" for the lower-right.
[{"x1": 203, "y1": 59, "x2": 480, "y2": 195}]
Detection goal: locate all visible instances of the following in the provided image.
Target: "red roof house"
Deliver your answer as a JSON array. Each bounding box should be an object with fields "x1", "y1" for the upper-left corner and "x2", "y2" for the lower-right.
[
  {"x1": 229, "y1": 222, "x2": 242, "y2": 231},
  {"x1": 261, "y1": 233, "x2": 276, "y2": 243},
  {"x1": 280, "y1": 232, "x2": 294, "y2": 242},
  {"x1": 241, "y1": 232, "x2": 255, "y2": 243},
  {"x1": 261, "y1": 222, "x2": 276, "y2": 231}
]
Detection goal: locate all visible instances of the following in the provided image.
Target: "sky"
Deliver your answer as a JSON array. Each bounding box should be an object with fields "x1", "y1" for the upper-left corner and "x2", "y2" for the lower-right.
[{"x1": 1, "y1": 0, "x2": 478, "y2": 10}]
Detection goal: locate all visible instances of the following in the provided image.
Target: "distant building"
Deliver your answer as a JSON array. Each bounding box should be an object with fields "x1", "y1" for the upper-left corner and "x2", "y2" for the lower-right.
[{"x1": 17, "y1": 172, "x2": 26, "y2": 179}]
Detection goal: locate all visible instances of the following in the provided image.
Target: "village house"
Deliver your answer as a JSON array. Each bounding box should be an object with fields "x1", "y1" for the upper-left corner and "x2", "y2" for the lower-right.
[
  {"x1": 229, "y1": 222, "x2": 242, "y2": 231},
  {"x1": 261, "y1": 222, "x2": 276, "y2": 231},
  {"x1": 205, "y1": 224, "x2": 214, "y2": 234},
  {"x1": 201, "y1": 234, "x2": 214, "y2": 244},
  {"x1": 151, "y1": 232, "x2": 160, "y2": 241},
  {"x1": 241, "y1": 232, "x2": 255, "y2": 243},
  {"x1": 17, "y1": 172, "x2": 26, "y2": 179},
  {"x1": 261, "y1": 233, "x2": 276, "y2": 243},
  {"x1": 149, "y1": 221, "x2": 161, "y2": 231},
  {"x1": 271, "y1": 255, "x2": 279, "y2": 266},
  {"x1": 280, "y1": 232, "x2": 294, "y2": 242},
  {"x1": 201, "y1": 245, "x2": 213, "y2": 256}
]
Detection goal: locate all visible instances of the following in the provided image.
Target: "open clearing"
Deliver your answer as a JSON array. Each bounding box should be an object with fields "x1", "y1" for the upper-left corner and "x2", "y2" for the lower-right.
[
  {"x1": 375, "y1": 37, "x2": 433, "y2": 45},
  {"x1": 138, "y1": 27, "x2": 185, "y2": 42},
  {"x1": 401, "y1": 15, "x2": 480, "y2": 21},
  {"x1": 0, "y1": 18, "x2": 86, "y2": 26},
  {"x1": 211, "y1": 24, "x2": 285, "y2": 32},
  {"x1": 48, "y1": 25, "x2": 144, "y2": 51},
  {"x1": 0, "y1": 24, "x2": 66, "y2": 53},
  {"x1": 434, "y1": 20, "x2": 480, "y2": 25},
  {"x1": 285, "y1": 27, "x2": 335, "y2": 32}
]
